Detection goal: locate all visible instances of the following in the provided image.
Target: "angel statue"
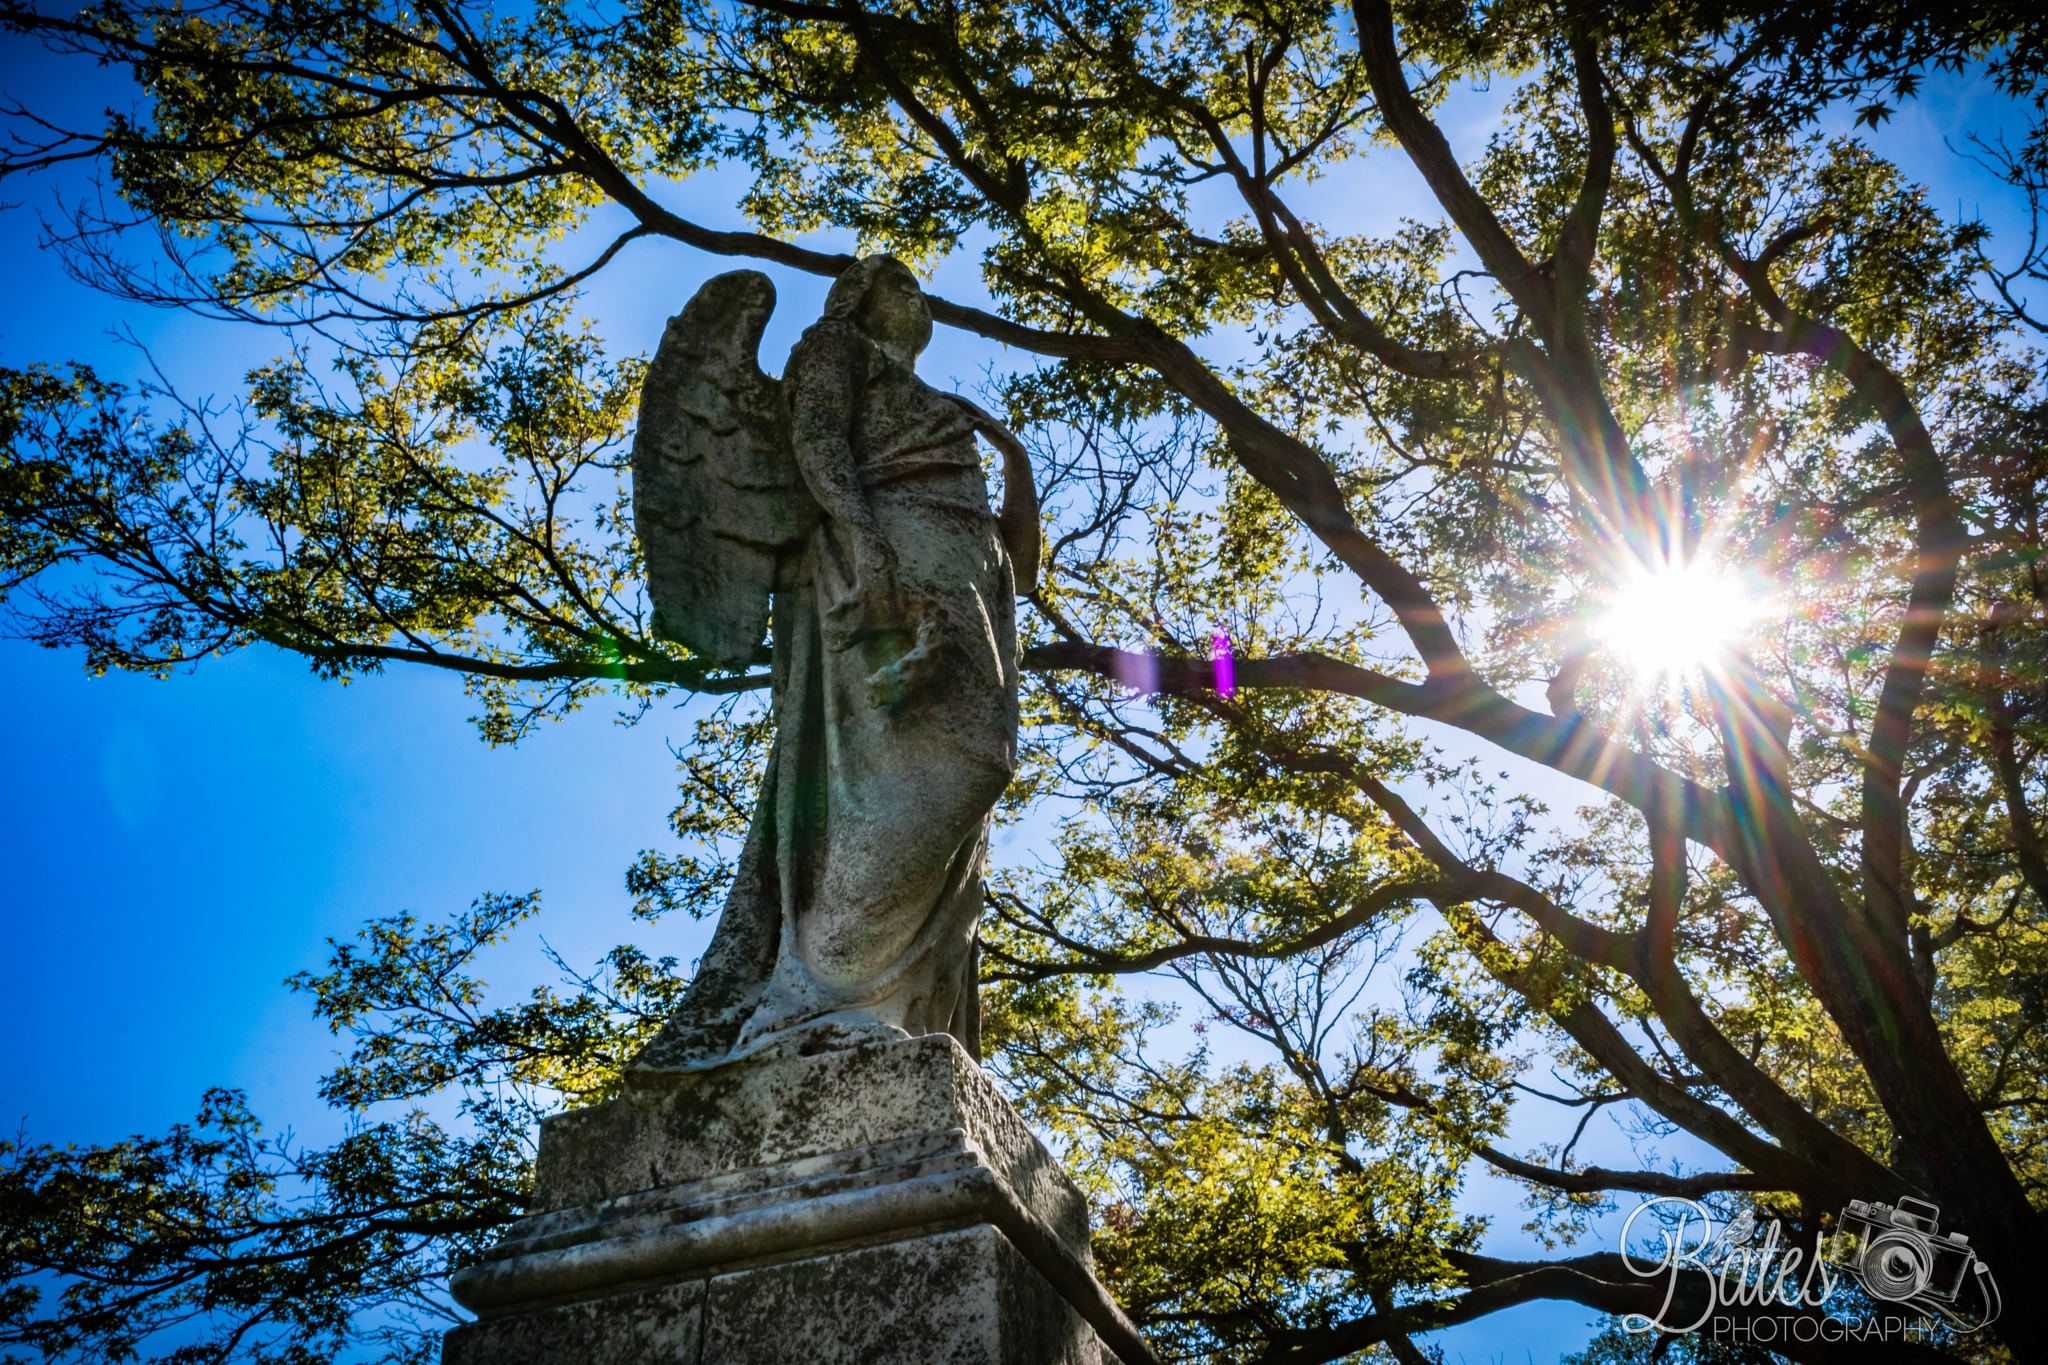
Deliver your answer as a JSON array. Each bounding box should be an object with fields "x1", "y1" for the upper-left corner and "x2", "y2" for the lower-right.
[{"x1": 627, "y1": 257, "x2": 1040, "y2": 1073}]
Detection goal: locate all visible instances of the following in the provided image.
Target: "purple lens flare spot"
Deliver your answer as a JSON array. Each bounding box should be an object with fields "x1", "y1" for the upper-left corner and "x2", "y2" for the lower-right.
[
  {"x1": 1212, "y1": 632, "x2": 1235, "y2": 697},
  {"x1": 1112, "y1": 648, "x2": 1159, "y2": 694}
]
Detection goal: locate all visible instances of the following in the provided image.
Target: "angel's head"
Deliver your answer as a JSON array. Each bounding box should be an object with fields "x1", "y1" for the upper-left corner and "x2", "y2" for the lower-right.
[{"x1": 825, "y1": 256, "x2": 931, "y2": 369}]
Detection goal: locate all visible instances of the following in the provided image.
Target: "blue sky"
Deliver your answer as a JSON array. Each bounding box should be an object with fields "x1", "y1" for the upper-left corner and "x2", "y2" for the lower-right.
[{"x1": 0, "y1": 26, "x2": 2039, "y2": 1364}]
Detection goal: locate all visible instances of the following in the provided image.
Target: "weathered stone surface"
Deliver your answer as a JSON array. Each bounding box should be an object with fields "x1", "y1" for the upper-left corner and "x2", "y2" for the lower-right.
[
  {"x1": 699, "y1": 1224, "x2": 1103, "y2": 1365},
  {"x1": 443, "y1": 1279, "x2": 702, "y2": 1365},
  {"x1": 446, "y1": 1033, "x2": 1156, "y2": 1365},
  {"x1": 445, "y1": 1225, "x2": 1100, "y2": 1365},
  {"x1": 529, "y1": 1032, "x2": 1088, "y2": 1253}
]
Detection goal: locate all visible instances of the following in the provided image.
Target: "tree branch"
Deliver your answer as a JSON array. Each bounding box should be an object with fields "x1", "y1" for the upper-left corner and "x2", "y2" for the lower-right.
[{"x1": 1022, "y1": 640, "x2": 1742, "y2": 862}]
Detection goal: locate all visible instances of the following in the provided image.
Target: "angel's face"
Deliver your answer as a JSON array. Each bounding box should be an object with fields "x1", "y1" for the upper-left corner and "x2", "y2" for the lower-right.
[{"x1": 858, "y1": 271, "x2": 932, "y2": 367}]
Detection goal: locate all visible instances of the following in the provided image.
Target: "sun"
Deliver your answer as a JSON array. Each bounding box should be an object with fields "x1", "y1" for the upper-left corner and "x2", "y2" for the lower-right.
[{"x1": 1599, "y1": 559, "x2": 1755, "y2": 678}]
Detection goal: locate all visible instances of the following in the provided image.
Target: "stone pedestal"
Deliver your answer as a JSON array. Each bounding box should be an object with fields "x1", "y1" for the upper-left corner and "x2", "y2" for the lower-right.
[{"x1": 445, "y1": 1034, "x2": 1155, "y2": 1365}]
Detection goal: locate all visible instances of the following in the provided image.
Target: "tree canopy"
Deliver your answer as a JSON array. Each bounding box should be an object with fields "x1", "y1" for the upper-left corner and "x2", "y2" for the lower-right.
[{"x1": 2, "y1": 0, "x2": 2047, "y2": 1362}]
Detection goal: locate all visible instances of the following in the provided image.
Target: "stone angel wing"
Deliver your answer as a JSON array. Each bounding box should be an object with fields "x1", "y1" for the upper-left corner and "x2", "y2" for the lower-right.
[{"x1": 632, "y1": 270, "x2": 819, "y2": 670}]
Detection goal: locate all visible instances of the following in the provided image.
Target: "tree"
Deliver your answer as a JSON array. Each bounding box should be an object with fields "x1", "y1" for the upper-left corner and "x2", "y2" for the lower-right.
[{"x1": 1, "y1": 0, "x2": 2045, "y2": 1361}]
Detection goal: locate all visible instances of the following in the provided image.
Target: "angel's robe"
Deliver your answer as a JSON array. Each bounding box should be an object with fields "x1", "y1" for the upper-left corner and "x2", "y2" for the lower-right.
[{"x1": 633, "y1": 317, "x2": 1019, "y2": 1070}]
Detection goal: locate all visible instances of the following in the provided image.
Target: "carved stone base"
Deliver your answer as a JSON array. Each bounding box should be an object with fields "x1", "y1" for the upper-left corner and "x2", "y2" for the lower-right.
[
  {"x1": 443, "y1": 1034, "x2": 1154, "y2": 1365},
  {"x1": 444, "y1": 1222, "x2": 1104, "y2": 1365}
]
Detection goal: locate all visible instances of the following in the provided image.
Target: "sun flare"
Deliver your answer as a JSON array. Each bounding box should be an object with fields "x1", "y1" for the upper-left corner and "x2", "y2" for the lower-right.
[{"x1": 1599, "y1": 560, "x2": 1754, "y2": 678}]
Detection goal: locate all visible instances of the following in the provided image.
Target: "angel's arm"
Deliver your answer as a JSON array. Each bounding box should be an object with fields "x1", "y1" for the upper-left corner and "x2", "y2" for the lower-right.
[
  {"x1": 787, "y1": 323, "x2": 895, "y2": 589},
  {"x1": 945, "y1": 395, "x2": 1040, "y2": 595}
]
